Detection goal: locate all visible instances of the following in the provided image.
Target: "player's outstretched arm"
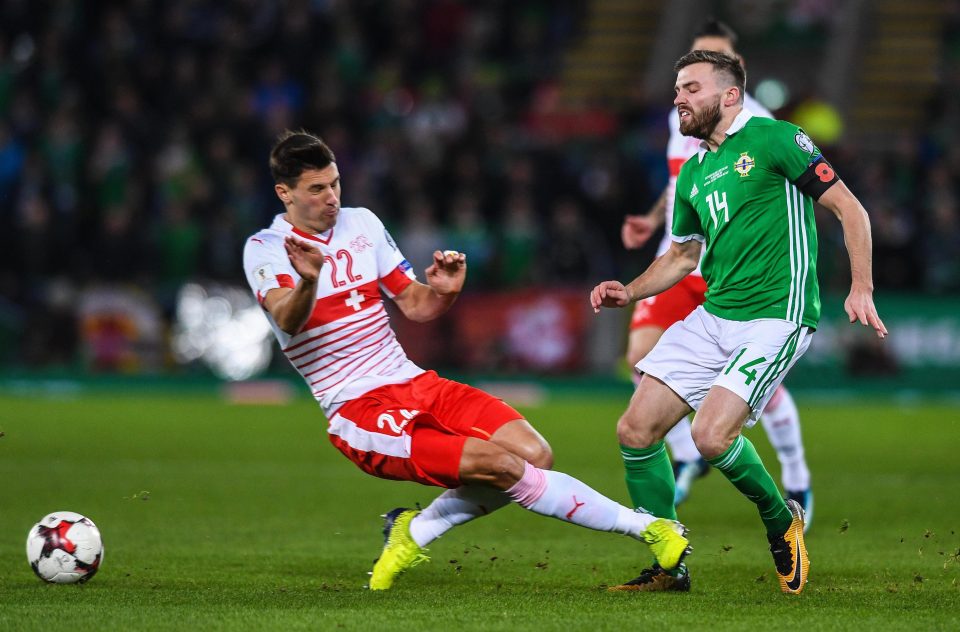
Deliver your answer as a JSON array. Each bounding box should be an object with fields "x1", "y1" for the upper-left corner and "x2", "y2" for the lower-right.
[
  {"x1": 590, "y1": 239, "x2": 700, "y2": 313},
  {"x1": 393, "y1": 250, "x2": 466, "y2": 323},
  {"x1": 621, "y1": 188, "x2": 667, "y2": 249},
  {"x1": 262, "y1": 236, "x2": 324, "y2": 335},
  {"x1": 818, "y1": 182, "x2": 888, "y2": 339}
]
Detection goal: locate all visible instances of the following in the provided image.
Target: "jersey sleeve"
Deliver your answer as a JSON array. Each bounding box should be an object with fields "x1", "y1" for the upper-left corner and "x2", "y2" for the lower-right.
[
  {"x1": 243, "y1": 233, "x2": 298, "y2": 305},
  {"x1": 766, "y1": 121, "x2": 840, "y2": 199},
  {"x1": 363, "y1": 209, "x2": 417, "y2": 299},
  {"x1": 671, "y1": 167, "x2": 705, "y2": 243}
]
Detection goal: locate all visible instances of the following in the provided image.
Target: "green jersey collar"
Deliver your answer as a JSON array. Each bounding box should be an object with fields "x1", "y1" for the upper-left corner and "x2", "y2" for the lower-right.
[{"x1": 697, "y1": 109, "x2": 754, "y2": 162}]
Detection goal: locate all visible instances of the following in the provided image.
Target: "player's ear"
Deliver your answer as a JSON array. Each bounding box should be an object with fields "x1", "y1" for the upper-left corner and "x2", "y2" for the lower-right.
[
  {"x1": 275, "y1": 183, "x2": 292, "y2": 205},
  {"x1": 724, "y1": 86, "x2": 740, "y2": 107}
]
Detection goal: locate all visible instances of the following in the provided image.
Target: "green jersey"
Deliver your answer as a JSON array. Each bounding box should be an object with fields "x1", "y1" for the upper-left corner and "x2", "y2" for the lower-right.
[{"x1": 673, "y1": 112, "x2": 822, "y2": 328}]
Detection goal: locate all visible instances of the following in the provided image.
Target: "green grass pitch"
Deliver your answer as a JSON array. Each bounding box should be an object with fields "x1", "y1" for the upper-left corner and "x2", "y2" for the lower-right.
[{"x1": 0, "y1": 391, "x2": 957, "y2": 630}]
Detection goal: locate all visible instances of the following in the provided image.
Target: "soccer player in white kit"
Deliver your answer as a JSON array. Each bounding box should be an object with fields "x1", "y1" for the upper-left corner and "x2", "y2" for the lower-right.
[
  {"x1": 243, "y1": 130, "x2": 691, "y2": 591},
  {"x1": 621, "y1": 21, "x2": 813, "y2": 527}
]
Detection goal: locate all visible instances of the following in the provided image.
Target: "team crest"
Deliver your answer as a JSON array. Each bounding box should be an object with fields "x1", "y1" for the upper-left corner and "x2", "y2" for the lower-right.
[
  {"x1": 734, "y1": 152, "x2": 755, "y2": 177},
  {"x1": 690, "y1": 183, "x2": 699, "y2": 197},
  {"x1": 349, "y1": 235, "x2": 374, "y2": 253}
]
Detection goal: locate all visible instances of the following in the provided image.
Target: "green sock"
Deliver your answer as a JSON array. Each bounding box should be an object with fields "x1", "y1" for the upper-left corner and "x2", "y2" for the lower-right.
[
  {"x1": 621, "y1": 442, "x2": 677, "y2": 521},
  {"x1": 707, "y1": 435, "x2": 792, "y2": 535}
]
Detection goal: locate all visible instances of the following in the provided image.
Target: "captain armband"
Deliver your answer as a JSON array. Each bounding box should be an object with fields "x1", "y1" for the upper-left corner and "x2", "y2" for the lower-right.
[{"x1": 793, "y1": 156, "x2": 839, "y2": 200}]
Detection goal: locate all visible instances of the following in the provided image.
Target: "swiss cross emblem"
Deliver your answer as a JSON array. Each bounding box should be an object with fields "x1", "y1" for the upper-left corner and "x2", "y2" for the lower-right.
[
  {"x1": 349, "y1": 235, "x2": 374, "y2": 253},
  {"x1": 344, "y1": 288, "x2": 366, "y2": 311}
]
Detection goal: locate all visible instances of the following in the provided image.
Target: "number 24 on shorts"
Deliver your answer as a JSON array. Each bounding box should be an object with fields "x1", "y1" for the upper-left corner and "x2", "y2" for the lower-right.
[{"x1": 725, "y1": 348, "x2": 767, "y2": 385}]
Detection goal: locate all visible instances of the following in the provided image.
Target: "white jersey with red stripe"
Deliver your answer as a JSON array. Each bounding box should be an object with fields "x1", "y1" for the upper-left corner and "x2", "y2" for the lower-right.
[
  {"x1": 659, "y1": 93, "x2": 774, "y2": 269},
  {"x1": 243, "y1": 209, "x2": 425, "y2": 416}
]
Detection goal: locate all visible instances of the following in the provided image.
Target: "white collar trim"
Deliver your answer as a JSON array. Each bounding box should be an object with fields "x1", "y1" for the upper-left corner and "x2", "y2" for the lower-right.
[{"x1": 697, "y1": 109, "x2": 754, "y2": 162}]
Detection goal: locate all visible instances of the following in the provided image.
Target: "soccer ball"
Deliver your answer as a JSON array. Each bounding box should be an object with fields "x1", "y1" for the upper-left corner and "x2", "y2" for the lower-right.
[{"x1": 26, "y1": 511, "x2": 104, "y2": 584}]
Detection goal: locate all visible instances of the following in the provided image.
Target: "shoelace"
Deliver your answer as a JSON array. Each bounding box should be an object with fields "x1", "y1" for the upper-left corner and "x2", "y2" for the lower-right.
[
  {"x1": 385, "y1": 529, "x2": 429, "y2": 564},
  {"x1": 407, "y1": 552, "x2": 429, "y2": 568},
  {"x1": 624, "y1": 565, "x2": 665, "y2": 585},
  {"x1": 624, "y1": 563, "x2": 688, "y2": 585},
  {"x1": 768, "y1": 536, "x2": 793, "y2": 575},
  {"x1": 642, "y1": 521, "x2": 670, "y2": 543}
]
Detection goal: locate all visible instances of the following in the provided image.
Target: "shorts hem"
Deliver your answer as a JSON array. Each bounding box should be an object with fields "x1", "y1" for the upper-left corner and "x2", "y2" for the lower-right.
[
  {"x1": 636, "y1": 363, "x2": 697, "y2": 412},
  {"x1": 709, "y1": 384, "x2": 762, "y2": 426}
]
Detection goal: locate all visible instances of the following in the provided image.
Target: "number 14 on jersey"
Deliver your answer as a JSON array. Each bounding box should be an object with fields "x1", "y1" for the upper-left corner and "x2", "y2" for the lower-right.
[{"x1": 705, "y1": 191, "x2": 729, "y2": 228}]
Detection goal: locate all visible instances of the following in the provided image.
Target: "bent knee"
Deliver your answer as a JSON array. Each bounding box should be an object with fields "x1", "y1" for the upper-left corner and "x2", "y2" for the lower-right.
[
  {"x1": 691, "y1": 425, "x2": 733, "y2": 460},
  {"x1": 460, "y1": 442, "x2": 526, "y2": 489},
  {"x1": 491, "y1": 422, "x2": 554, "y2": 469},
  {"x1": 616, "y1": 415, "x2": 658, "y2": 449},
  {"x1": 497, "y1": 436, "x2": 553, "y2": 469},
  {"x1": 486, "y1": 450, "x2": 525, "y2": 479},
  {"x1": 626, "y1": 343, "x2": 653, "y2": 369},
  {"x1": 521, "y1": 441, "x2": 553, "y2": 469},
  {"x1": 479, "y1": 450, "x2": 527, "y2": 489},
  {"x1": 625, "y1": 349, "x2": 647, "y2": 369},
  {"x1": 626, "y1": 329, "x2": 661, "y2": 368}
]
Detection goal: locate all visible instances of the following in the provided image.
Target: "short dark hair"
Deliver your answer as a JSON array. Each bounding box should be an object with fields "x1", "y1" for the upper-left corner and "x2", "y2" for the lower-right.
[
  {"x1": 692, "y1": 18, "x2": 738, "y2": 46},
  {"x1": 269, "y1": 130, "x2": 336, "y2": 187},
  {"x1": 674, "y1": 50, "x2": 746, "y2": 103}
]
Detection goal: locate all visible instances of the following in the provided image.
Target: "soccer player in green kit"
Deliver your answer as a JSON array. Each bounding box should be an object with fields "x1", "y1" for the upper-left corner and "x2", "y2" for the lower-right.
[{"x1": 591, "y1": 50, "x2": 887, "y2": 594}]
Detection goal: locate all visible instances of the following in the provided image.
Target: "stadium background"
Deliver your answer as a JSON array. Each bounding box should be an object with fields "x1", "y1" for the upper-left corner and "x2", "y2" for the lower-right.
[{"x1": 0, "y1": 0, "x2": 957, "y2": 394}]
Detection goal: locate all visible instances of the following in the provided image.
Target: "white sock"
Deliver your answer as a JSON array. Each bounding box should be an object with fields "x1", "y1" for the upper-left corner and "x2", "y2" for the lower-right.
[
  {"x1": 507, "y1": 462, "x2": 656, "y2": 539},
  {"x1": 665, "y1": 416, "x2": 702, "y2": 463},
  {"x1": 760, "y1": 386, "x2": 811, "y2": 492},
  {"x1": 408, "y1": 486, "x2": 510, "y2": 548}
]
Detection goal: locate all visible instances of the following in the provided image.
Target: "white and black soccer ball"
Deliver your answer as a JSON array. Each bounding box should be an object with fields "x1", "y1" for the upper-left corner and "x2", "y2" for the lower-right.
[{"x1": 26, "y1": 511, "x2": 104, "y2": 584}]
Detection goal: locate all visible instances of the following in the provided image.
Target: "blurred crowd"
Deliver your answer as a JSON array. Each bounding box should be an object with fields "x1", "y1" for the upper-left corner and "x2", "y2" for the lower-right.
[{"x1": 0, "y1": 0, "x2": 958, "y2": 370}]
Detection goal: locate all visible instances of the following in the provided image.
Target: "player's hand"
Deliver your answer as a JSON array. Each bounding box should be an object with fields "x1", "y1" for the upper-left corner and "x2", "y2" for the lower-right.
[
  {"x1": 590, "y1": 280, "x2": 632, "y2": 313},
  {"x1": 844, "y1": 286, "x2": 888, "y2": 338},
  {"x1": 621, "y1": 215, "x2": 657, "y2": 249},
  {"x1": 284, "y1": 236, "x2": 324, "y2": 282},
  {"x1": 425, "y1": 250, "x2": 466, "y2": 295}
]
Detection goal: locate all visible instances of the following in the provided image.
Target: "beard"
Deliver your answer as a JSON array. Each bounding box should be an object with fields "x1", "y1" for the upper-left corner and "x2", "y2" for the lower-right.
[{"x1": 679, "y1": 97, "x2": 722, "y2": 140}]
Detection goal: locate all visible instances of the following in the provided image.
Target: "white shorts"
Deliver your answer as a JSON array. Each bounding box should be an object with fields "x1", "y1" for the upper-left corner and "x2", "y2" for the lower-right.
[{"x1": 637, "y1": 306, "x2": 812, "y2": 426}]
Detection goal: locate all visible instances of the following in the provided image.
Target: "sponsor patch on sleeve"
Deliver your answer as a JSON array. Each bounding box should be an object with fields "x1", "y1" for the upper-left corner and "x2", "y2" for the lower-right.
[
  {"x1": 384, "y1": 228, "x2": 398, "y2": 251},
  {"x1": 398, "y1": 259, "x2": 412, "y2": 273},
  {"x1": 253, "y1": 264, "x2": 277, "y2": 290},
  {"x1": 794, "y1": 131, "x2": 815, "y2": 155}
]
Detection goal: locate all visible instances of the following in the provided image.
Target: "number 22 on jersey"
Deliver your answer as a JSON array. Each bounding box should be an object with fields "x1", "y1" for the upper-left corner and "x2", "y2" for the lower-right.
[{"x1": 323, "y1": 249, "x2": 362, "y2": 288}]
